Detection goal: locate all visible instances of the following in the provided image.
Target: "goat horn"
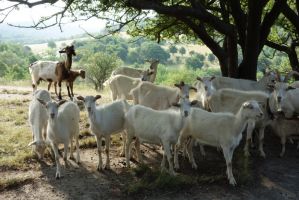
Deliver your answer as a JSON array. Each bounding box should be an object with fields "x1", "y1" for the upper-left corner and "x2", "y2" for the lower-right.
[{"x1": 284, "y1": 70, "x2": 299, "y2": 82}]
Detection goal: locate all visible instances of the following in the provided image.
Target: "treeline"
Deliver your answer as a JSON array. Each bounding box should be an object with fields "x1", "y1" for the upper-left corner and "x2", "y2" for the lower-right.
[
  {"x1": 0, "y1": 43, "x2": 37, "y2": 80},
  {"x1": 0, "y1": 35, "x2": 290, "y2": 88}
]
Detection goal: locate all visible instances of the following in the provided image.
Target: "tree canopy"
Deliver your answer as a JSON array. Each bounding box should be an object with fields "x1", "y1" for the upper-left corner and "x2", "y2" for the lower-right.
[{"x1": 1, "y1": 0, "x2": 298, "y2": 80}]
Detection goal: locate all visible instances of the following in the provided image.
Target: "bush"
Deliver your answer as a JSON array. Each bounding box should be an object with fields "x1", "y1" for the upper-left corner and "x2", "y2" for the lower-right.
[
  {"x1": 47, "y1": 41, "x2": 56, "y2": 49},
  {"x1": 139, "y1": 42, "x2": 170, "y2": 64},
  {"x1": 81, "y1": 51, "x2": 121, "y2": 90},
  {"x1": 185, "y1": 55, "x2": 204, "y2": 69},
  {"x1": 208, "y1": 53, "x2": 216, "y2": 62},
  {"x1": 155, "y1": 65, "x2": 220, "y2": 86},
  {"x1": 168, "y1": 45, "x2": 178, "y2": 54},
  {"x1": 179, "y1": 47, "x2": 186, "y2": 56}
]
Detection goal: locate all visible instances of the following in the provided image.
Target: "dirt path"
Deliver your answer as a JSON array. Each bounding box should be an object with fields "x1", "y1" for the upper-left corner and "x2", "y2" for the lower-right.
[
  {"x1": 0, "y1": 85, "x2": 299, "y2": 199},
  {"x1": 0, "y1": 85, "x2": 33, "y2": 100}
]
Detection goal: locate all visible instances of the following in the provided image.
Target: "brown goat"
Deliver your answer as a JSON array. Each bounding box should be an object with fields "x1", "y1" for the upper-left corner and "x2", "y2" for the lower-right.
[
  {"x1": 49, "y1": 69, "x2": 85, "y2": 99},
  {"x1": 55, "y1": 45, "x2": 76, "y2": 99}
]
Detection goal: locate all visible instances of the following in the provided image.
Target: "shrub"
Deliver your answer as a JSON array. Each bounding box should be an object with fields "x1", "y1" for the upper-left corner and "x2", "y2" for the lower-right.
[
  {"x1": 185, "y1": 55, "x2": 204, "y2": 69},
  {"x1": 208, "y1": 53, "x2": 216, "y2": 62}
]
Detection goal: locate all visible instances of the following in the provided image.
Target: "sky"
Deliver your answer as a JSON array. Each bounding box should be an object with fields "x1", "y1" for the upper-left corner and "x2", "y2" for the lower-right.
[{"x1": 0, "y1": 1, "x2": 106, "y2": 40}]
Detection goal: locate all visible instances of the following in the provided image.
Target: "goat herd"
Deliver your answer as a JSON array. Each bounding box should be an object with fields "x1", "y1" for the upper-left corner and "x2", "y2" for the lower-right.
[{"x1": 28, "y1": 46, "x2": 299, "y2": 186}]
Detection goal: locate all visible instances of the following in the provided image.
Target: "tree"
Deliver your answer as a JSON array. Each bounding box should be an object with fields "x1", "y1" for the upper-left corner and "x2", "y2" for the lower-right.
[
  {"x1": 82, "y1": 52, "x2": 121, "y2": 90},
  {"x1": 208, "y1": 53, "x2": 216, "y2": 62},
  {"x1": 186, "y1": 55, "x2": 204, "y2": 69},
  {"x1": 0, "y1": 43, "x2": 35, "y2": 79},
  {"x1": 179, "y1": 47, "x2": 186, "y2": 56},
  {"x1": 2, "y1": 0, "x2": 296, "y2": 80},
  {"x1": 47, "y1": 41, "x2": 56, "y2": 49},
  {"x1": 127, "y1": 49, "x2": 143, "y2": 64},
  {"x1": 139, "y1": 42, "x2": 170, "y2": 64},
  {"x1": 169, "y1": 45, "x2": 178, "y2": 54}
]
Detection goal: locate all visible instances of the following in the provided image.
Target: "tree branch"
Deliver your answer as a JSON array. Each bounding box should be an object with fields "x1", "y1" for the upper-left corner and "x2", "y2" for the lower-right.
[
  {"x1": 127, "y1": 0, "x2": 234, "y2": 35},
  {"x1": 259, "y1": 0, "x2": 285, "y2": 51},
  {"x1": 178, "y1": 16, "x2": 226, "y2": 60},
  {"x1": 228, "y1": 0, "x2": 246, "y2": 50},
  {"x1": 7, "y1": 0, "x2": 58, "y2": 8},
  {"x1": 281, "y1": 1, "x2": 299, "y2": 33},
  {"x1": 265, "y1": 40, "x2": 289, "y2": 52}
]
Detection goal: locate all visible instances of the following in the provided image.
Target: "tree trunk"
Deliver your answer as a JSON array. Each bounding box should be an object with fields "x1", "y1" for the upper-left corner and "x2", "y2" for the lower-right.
[
  {"x1": 237, "y1": 0, "x2": 263, "y2": 80},
  {"x1": 227, "y1": 30, "x2": 238, "y2": 78},
  {"x1": 220, "y1": 37, "x2": 229, "y2": 77},
  {"x1": 288, "y1": 43, "x2": 299, "y2": 80}
]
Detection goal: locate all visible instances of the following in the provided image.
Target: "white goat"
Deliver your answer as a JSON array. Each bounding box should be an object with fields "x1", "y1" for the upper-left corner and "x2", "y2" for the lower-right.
[
  {"x1": 211, "y1": 71, "x2": 277, "y2": 92},
  {"x1": 208, "y1": 88, "x2": 273, "y2": 157},
  {"x1": 177, "y1": 100, "x2": 263, "y2": 185},
  {"x1": 28, "y1": 89, "x2": 51, "y2": 159},
  {"x1": 269, "y1": 117, "x2": 299, "y2": 157},
  {"x1": 108, "y1": 70, "x2": 153, "y2": 101},
  {"x1": 37, "y1": 99, "x2": 80, "y2": 179},
  {"x1": 268, "y1": 81, "x2": 299, "y2": 118},
  {"x1": 195, "y1": 76, "x2": 216, "y2": 109},
  {"x1": 76, "y1": 95, "x2": 131, "y2": 170},
  {"x1": 125, "y1": 97, "x2": 197, "y2": 175},
  {"x1": 111, "y1": 59, "x2": 159, "y2": 83},
  {"x1": 130, "y1": 82, "x2": 181, "y2": 110}
]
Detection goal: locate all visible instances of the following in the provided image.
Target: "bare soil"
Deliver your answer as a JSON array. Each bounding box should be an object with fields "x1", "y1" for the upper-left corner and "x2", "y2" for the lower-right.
[{"x1": 0, "y1": 85, "x2": 299, "y2": 200}]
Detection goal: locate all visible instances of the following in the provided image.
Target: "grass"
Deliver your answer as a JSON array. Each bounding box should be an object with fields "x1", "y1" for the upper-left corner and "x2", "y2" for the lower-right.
[
  {"x1": 0, "y1": 83, "x2": 116, "y2": 171},
  {"x1": 0, "y1": 176, "x2": 34, "y2": 191},
  {"x1": 0, "y1": 99, "x2": 33, "y2": 170},
  {"x1": 125, "y1": 164, "x2": 195, "y2": 195}
]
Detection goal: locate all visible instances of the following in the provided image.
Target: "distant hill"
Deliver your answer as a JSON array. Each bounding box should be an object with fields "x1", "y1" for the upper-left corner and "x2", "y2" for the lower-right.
[{"x1": 0, "y1": 22, "x2": 103, "y2": 44}]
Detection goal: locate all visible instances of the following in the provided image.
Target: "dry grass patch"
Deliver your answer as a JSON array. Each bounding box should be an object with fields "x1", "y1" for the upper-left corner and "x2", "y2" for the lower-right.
[{"x1": 0, "y1": 99, "x2": 33, "y2": 170}]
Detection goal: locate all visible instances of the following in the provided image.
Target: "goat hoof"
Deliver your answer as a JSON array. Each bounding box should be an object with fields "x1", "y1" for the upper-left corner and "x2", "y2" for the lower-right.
[
  {"x1": 97, "y1": 164, "x2": 103, "y2": 171},
  {"x1": 174, "y1": 164, "x2": 180, "y2": 170},
  {"x1": 104, "y1": 165, "x2": 111, "y2": 170},
  {"x1": 229, "y1": 177, "x2": 237, "y2": 186},
  {"x1": 260, "y1": 152, "x2": 266, "y2": 158},
  {"x1": 244, "y1": 151, "x2": 250, "y2": 157},
  {"x1": 192, "y1": 164, "x2": 198, "y2": 170},
  {"x1": 279, "y1": 153, "x2": 284, "y2": 157},
  {"x1": 119, "y1": 152, "x2": 125, "y2": 157},
  {"x1": 170, "y1": 171, "x2": 177, "y2": 176},
  {"x1": 55, "y1": 172, "x2": 61, "y2": 179}
]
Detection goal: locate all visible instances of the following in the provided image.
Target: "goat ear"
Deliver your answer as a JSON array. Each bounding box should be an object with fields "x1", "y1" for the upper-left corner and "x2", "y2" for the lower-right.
[
  {"x1": 190, "y1": 86, "x2": 197, "y2": 92},
  {"x1": 190, "y1": 100, "x2": 198, "y2": 106},
  {"x1": 37, "y1": 98, "x2": 46, "y2": 106},
  {"x1": 257, "y1": 101, "x2": 266, "y2": 109},
  {"x1": 94, "y1": 95, "x2": 102, "y2": 101},
  {"x1": 58, "y1": 100, "x2": 67, "y2": 107},
  {"x1": 28, "y1": 141, "x2": 37, "y2": 147},
  {"x1": 148, "y1": 70, "x2": 154, "y2": 75},
  {"x1": 210, "y1": 76, "x2": 216, "y2": 81},
  {"x1": 80, "y1": 70, "x2": 86, "y2": 79},
  {"x1": 243, "y1": 102, "x2": 253, "y2": 109},
  {"x1": 76, "y1": 96, "x2": 85, "y2": 102},
  {"x1": 174, "y1": 83, "x2": 181, "y2": 88},
  {"x1": 267, "y1": 84, "x2": 275, "y2": 91},
  {"x1": 196, "y1": 77, "x2": 202, "y2": 82},
  {"x1": 287, "y1": 86, "x2": 296, "y2": 90},
  {"x1": 172, "y1": 102, "x2": 181, "y2": 107}
]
